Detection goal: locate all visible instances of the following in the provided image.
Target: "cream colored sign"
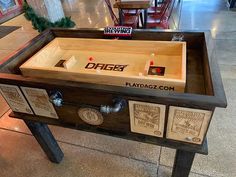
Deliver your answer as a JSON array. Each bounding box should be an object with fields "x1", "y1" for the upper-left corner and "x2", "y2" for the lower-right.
[
  {"x1": 78, "y1": 108, "x2": 103, "y2": 125},
  {"x1": 167, "y1": 106, "x2": 212, "y2": 144},
  {"x1": 129, "y1": 101, "x2": 165, "y2": 137},
  {"x1": 0, "y1": 84, "x2": 33, "y2": 114},
  {"x1": 21, "y1": 87, "x2": 58, "y2": 119}
]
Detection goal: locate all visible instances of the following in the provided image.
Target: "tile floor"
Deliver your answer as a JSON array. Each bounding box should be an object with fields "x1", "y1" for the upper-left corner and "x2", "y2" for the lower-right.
[{"x1": 0, "y1": 0, "x2": 236, "y2": 177}]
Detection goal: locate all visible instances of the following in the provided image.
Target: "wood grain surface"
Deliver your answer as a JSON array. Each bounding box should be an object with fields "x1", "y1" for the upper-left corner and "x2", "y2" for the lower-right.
[{"x1": 20, "y1": 37, "x2": 186, "y2": 92}]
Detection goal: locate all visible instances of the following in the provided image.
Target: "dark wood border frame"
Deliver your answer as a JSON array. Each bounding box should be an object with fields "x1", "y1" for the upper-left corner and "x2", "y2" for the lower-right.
[{"x1": 0, "y1": 28, "x2": 227, "y2": 108}]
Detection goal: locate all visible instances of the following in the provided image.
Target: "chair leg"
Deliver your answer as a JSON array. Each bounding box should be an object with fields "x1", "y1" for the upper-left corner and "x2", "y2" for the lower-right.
[{"x1": 139, "y1": 12, "x2": 144, "y2": 28}]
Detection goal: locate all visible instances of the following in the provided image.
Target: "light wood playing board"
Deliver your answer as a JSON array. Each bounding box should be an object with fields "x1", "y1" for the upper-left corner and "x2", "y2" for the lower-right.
[{"x1": 20, "y1": 38, "x2": 186, "y2": 92}]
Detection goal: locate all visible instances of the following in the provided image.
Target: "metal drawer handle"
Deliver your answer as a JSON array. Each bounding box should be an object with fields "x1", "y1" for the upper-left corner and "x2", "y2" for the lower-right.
[
  {"x1": 49, "y1": 91, "x2": 63, "y2": 107},
  {"x1": 100, "y1": 98, "x2": 127, "y2": 114}
]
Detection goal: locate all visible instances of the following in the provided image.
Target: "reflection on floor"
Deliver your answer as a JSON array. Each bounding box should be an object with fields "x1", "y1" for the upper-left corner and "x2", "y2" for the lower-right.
[{"x1": 0, "y1": 0, "x2": 236, "y2": 177}]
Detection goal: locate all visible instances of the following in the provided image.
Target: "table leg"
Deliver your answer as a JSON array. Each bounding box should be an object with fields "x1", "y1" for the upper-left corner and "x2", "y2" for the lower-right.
[
  {"x1": 171, "y1": 149, "x2": 195, "y2": 177},
  {"x1": 24, "y1": 120, "x2": 64, "y2": 163},
  {"x1": 143, "y1": 9, "x2": 148, "y2": 29},
  {"x1": 229, "y1": 0, "x2": 236, "y2": 8}
]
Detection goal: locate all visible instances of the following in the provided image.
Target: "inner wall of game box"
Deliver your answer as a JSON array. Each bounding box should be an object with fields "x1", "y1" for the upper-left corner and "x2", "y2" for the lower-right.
[
  {"x1": 20, "y1": 38, "x2": 185, "y2": 80},
  {"x1": 16, "y1": 37, "x2": 208, "y2": 95}
]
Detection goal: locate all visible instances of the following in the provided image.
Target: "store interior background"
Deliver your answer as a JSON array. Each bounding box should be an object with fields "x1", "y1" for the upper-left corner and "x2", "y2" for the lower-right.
[{"x1": 0, "y1": 0, "x2": 236, "y2": 177}]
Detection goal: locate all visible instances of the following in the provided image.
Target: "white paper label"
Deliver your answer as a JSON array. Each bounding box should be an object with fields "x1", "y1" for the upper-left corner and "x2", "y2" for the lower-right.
[
  {"x1": 21, "y1": 87, "x2": 58, "y2": 119},
  {"x1": 129, "y1": 101, "x2": 165, "y2": 137},
  {"x1": 0, "y1": 84, "x2": 33, "y2": 114},
  {"x1": 104, "y1": 26, "x2": 132, "y2": 36}
]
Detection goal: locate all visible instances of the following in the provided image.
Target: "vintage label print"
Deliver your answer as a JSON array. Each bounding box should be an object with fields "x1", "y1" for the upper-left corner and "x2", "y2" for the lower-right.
[
  {"x1": 0, "y1": 84, "x2": 33, "y2": 114},
  {"x1": 78, "y1": 108, "x2": 103, "y2": 125},
  {"x1": 167, "y1": 106, "x2": 212, "y2": 144},
  {"x1": 21, "y1": 87, "x2": 58, "y2": 119},
  {"x1": 129, "y1": 101, "x2": 165, "y2": 137},
  {"x1": 172, "y1": 110, "x2": 204, "y2": 136}
]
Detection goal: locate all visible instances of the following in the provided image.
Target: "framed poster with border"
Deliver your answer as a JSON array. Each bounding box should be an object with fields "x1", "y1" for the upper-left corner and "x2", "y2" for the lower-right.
[
  {"x1": 167, "y1": 106, "x2": 212, "y2": 144},
  {"x1": 21, "y1": 87, "x2": 58, "y2": 119},
  {"x1": 0, "y1": 84, "x2": 33, "y2": 114},
  {"x1": 0, "y1": 0, "x2": 19, "y2": 15},
  {"x1": 129, "y1": 100, "x2": 166, "y2": 137}
]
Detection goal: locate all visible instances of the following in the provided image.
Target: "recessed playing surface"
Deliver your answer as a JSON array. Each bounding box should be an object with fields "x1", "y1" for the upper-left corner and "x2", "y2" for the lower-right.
[{"x1": 20, "y1": 38, "x2": 186, "y2": 92}]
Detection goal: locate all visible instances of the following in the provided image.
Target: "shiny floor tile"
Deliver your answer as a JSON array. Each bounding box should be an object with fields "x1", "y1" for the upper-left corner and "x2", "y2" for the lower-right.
[
  {"x1": 158, "y1": 166, "x2": 210, "y2": 177},
  {"x1": 0, "y1": 111, "x2": 160, "y2": 164},
  {"x1": 219, "y1": 64, "x2": 236, "y2": 79},
  {"x1": 0, "y1": 96, "x2": 9, "y2": 117},
  {"x1": 49, "y1": 125, "x2": 160, "y2": 164},
  {"x1": 0, "y1": 111, "x2": 30, "y2": 134},
  {"x1": 179, "y1": 11, "x2": 219, "y2": 30},
  {"x1": 180, "y1": 0, "x2": 226, "y2": 12},
  {"x1": 0, "y1": 128, "x2": 158, "y2": 177},
  {"x1": 63, "y1": 0, "x2": 115, "y2": 28},
  {"x1": 214, "y1": 39, "x2": 236, "y2": 65}
]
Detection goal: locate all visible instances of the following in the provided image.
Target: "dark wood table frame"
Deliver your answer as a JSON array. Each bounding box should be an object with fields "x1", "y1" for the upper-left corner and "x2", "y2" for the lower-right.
[{"x1": 0, "y1": 28, "x2": 227, "y2": 177}]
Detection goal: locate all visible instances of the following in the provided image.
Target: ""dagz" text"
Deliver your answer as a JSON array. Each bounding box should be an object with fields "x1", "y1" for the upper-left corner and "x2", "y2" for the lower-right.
[{"x1": 85, "y1": 63, "x2": 128, "y2": 72}]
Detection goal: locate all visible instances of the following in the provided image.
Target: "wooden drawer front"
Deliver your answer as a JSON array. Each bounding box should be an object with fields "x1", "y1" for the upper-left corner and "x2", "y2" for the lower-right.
[
  {"x1": 166, "y1": 106, "x2": 212, "y2": 144},
  {"x1": 55, "y1": 104, "x2": 131, "y2": 134},
  {"x1": 48, "y1": 88, "x2": 131, "y2": 133},
  {"x1": 129, "y1": 101, "x2": 165, "y2": 137},
  {"x1": 52, "y1": 88, "x2": 167, "y2": 135}
]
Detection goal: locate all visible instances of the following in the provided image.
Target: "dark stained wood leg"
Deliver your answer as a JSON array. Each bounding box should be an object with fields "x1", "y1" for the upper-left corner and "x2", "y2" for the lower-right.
[
  {"x1": 229, "y1": 0, "x2": 236, "y2": 8},
  {"x1": 24, "y1": 120, "x2": 64, "y2": 163},
  {"x1": 171, "y1": 149, "x2": 195, "y2": 177}
]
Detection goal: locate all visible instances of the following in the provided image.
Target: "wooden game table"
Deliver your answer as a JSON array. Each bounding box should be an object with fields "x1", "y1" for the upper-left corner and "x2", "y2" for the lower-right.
[{"x1": 0, "y1": 28, "x2": 227, "y2": 177}]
